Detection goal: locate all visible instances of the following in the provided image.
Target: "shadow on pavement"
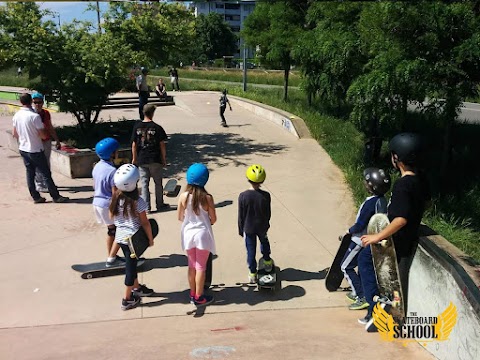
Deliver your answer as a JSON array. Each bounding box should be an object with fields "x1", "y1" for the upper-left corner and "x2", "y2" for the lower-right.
[
  {"x1": 280, "y1": 267, "x2": 328, "y2": 282},
  {"x1": 141, "y1": 254, "x2": 188, "y2": 271},
  {"x1": 215, "y1": 200, "x2": 233, "y2": 208},
  {"x1": 58, "y1": 185, "x2": 94, "y2": 193}
]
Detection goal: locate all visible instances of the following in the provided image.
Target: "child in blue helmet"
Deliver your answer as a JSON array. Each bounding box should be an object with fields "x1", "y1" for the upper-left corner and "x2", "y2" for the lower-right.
[
  {"x1": 93, "y1": 138, "x2": 123, "y2": 267},
  {"x1": 177, "y1": 163, "x2": 217, "y2": 306}
]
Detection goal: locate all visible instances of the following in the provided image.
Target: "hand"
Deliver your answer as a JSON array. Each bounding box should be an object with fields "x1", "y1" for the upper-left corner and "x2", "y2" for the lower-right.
[
  {"x1": 361, "y1": 234, "x2": 381, "y2": 246},
  {"x1": 229, "y1": 107, "x2": 232, "y2": 111},
  {"x1": 55, "y1": 141, "x2": 61, "y2": 150}
]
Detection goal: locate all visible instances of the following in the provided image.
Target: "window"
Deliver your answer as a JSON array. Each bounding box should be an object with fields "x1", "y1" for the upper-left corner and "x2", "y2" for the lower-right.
[
  {"x1": 225, "y1": 3, "x2": 240, "y2": 10},
  {"x1": 215, "y1": 3, "x2": 224, "y2": 9}
]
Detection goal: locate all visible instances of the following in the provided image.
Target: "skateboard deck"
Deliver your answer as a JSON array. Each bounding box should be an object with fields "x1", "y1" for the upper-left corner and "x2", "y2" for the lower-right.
[
  {"x1": 128, "y1": 218, "x2": 159, "y2": 259},
  {"x1": 204, "y1": 252, "x2": 213, "y2": 289},
  {"x1": 367, "y1": 213, "x2": 405, "y2": 322},
  {"x1": 163, "y1": 178, "x2": 178, "y2": 196},
  {"x1": 72, "y1": 259, "x2": 145, "y2": 279},
  {"x1": 257, "y1": 257, "x2": 277, "y2": 290},
  {"x1": 325, "y1": 233, "x2": 352, "y2": 292}
]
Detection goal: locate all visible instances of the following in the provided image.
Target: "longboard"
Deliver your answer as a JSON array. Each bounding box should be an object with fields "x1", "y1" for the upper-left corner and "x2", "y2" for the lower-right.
[
  {"x1": 367, "y1": 213, "x2": 405, "y2": 322},
  {"x1": 204, "y1": 252, "x2": 213, "y2": 289},
  {"x1": 72, "y1": 259, "x2": 145, "y2": 279},
  {"x1": 128, "y1": 218, "x2": 158, "y2": 259},
  {"x1": 163, "y1": 178, "x2": 178, "y2": 197},
  {"x1": 257, "y1": 257, "x2": 277, "y2": 290},
  {"x1": 325, "y1": 233, "x2": 352, "y2": 291}
]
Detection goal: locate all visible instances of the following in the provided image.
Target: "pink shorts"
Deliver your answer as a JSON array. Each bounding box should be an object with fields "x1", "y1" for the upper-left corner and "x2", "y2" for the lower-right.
[{"x1": 186, "y1": 248, "x2": 210, "y2": 271}]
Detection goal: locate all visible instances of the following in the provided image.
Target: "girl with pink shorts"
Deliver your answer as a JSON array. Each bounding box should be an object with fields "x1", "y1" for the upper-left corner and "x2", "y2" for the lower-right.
[{"x1": 178, "y1": 163, "x2": 217, "y2": 307}]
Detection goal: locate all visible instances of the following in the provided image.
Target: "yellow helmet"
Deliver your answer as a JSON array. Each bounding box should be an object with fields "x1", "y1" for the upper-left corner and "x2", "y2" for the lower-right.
[{"x1": 246, "y1": 164, "x2": 266, "y2": 183}]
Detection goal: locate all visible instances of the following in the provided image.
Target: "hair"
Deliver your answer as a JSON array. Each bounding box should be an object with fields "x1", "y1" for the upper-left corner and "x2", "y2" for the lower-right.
[
  {"x1": 109, "y1": 187, "x2": 139, "y2": 219},
  {"x1": 186, "y1": 184, "x2": 209, "y2": 215},
  {"x1": 143, "y1": 104, "x2": 156, "y2": 119},
  {"x1": 20, "y1": 93, "x2": 32, "y2": 105}
]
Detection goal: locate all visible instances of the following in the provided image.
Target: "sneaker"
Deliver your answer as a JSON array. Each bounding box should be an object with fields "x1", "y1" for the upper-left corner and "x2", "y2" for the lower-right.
[
  {"x1": 358, "y1": 314, "x2": 372, "y2": 325},
  {"x1": 53, "y1": 196, "x2": 69, "y2": 203},
  {"x1": 121, "y1": 294, "x2": 141, "y2": 311},
  {"x1": 33, "y1": 197, "x2": 46, "y2": 204},
  {"x1": 105, "y1": 256, "x2": 125, "y2": 268},
  {"x1": 193, "y1": 294, "x2": 214, "y2": 307},
  {"x1": 263, "y1": 259, "x2": 273, "y2": 273},
  {"x1": 349, "y1": 297, "x2": 369, "y2": 310},
  {"x1": 221, "y1": 122, "x2": 228, "y2": 127},
  {"x1": 37, "y1": 187, "x2": 49, "y2": 193},
  {"x1": 133, "y1": 284, "x2": 154, "y2": 297},
  {"x1": 346, "y1": 291, "x2": 357, "y2": 303},
  {"x1": 248, "y1": 272, "x2": 257, "y2": 284}
]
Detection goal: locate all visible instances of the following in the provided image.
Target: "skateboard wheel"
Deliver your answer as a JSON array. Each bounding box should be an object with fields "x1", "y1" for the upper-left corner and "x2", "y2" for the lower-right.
[
  {"x1": 86, "y1": 273, "x2": 93, "y2": 279},
  {"x1": 373, "y1": 295, "x2": 379, "y2": 302},
  {"x1": 380, "y1": 240, "x2": 388, "y2": 247},
  {"x1": 130, "y1": 254, "x2": 136, "y2": 259}
]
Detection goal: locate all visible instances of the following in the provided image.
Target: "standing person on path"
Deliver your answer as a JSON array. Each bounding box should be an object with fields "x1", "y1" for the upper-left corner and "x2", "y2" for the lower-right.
[
  {"x1": 12, "y1": 93, "x2": 68, "y2": 204},
  {"x1": 131, "y1": 104, "x2": 170, "y2": 213},
  {"x1": 238, "y1": 164, "x2": 272, "y2": 284},
  {"x1": 31, "y1": 92, "x2": 61, "y2": 193},
  {"x1": 341, "y1": 167, "x2": 390, "y2": 311},
  {"x1": 93, "y1": 138, "x2": 123, "y2": 267},
  {"x1": 358, "y1": 133, "x2": 430, "y2": 325},
  {"x1": 110, "y1": 164, "x2": 157, "y2": 311},
  {"x1": 177, "y1": 163, "x2": 216, "y2": 306},
  {"x1": 169, "y1": 67, "x2": 180, "y2": 91},
  {"x1": 219, "y1": 89, "x2": 232, "y2": 128},
  {"x1": 136, "y1": 67, "x2": 149, "y2": 120}
]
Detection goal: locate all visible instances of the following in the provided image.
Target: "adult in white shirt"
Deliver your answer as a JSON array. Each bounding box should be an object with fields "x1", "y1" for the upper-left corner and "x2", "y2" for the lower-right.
[{"x1": 12, "y1": 93, "x2": 68, "y2": 204}]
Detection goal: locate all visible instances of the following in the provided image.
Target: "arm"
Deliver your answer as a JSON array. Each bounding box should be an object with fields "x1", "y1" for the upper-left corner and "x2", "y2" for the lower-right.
[
  {"x1": 349, "y1": 199, "x2": 376, "y2": 234},
  {"x1": 238, "y1": 195, "x2": 244, "y2": 236},
  {"x1": 44, "y1": 115, "x2": 61, "y2": 149},
  {"x1": 160, "y1": 141, "x2": 166, "y2": 167},
  {"x1": 177, "y1": 192, "x2": 186, "y2": 221},
  {"x1": 131, "y1": 141, "x2": 137, "y2": 164},
  {"x1": 38, "y1": 128, "x2": 49, "y2": 140},
  {"x1": 12, "y1": 126, "x2": 19, "y2": 139},
  {"x1": 227, "y1": 98, "x2": 232, "y2": 110},
  {"x1": 361, "y1": 217, "x2": 407, "y2": 246},
  {"x1": 206, "y1": 194, "x2": 217, "y2": 225},
  {"x1": 139, "y1": 211, "x2": 154, "y2": 246}
]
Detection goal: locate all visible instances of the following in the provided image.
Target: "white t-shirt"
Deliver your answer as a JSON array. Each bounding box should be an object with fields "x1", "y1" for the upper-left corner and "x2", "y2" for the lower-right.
[
  {"x1": 12, "y1": 107, "x2": 45, "y2": 153},
  {"x1": 113, "y1": 197, "x2": 148, "y2": 245}
]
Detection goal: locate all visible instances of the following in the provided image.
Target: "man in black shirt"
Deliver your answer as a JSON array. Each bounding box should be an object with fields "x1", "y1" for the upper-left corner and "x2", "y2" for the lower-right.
[
  {"x1": 131, "y1": 104, "x2": 169, "y2": 212},
  {"x1": 359, "y1": 133, "x2": 430, "y2": 324}
]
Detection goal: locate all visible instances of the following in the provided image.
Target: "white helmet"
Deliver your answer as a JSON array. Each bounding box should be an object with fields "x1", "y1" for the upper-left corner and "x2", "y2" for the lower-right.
[{"x1": 114, "y1": 164, "x2": 139, "y2": 192}]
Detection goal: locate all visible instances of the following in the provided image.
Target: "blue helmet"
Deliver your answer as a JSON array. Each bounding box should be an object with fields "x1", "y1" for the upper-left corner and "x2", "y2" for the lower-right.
[
  {"x1": 95, "y1": 137, "x2": 119, "y2": 160},
  {"x1": 32, "y1": 92, "x2": 44, "y2": 100},
  {"x1": 186, "y1": 163, "x2": 209, "y2": 187}
]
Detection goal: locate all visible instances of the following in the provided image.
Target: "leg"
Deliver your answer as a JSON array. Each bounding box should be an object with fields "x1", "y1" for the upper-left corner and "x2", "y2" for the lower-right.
[
  {"x1": 31, "y1": 151, "x2": 61, "y2": 200},
  {"x1": 149, "y1": 162, "x2": 165, "y2": 210},
  {"x1": 204, "y1": 252, "x2": 213, "y2": 288},
  {"x1": 35, "y1": 140, "x2": 51, "y2": 190},
  {"x1": 20, "y1": 151, "x2": 41, "y2": 200},
  {"x1": 186, "y1": 248, "x2": 197, "y2": 298},
  {"x1": 340, "y1": 243, "x2": 364, "y2": 298},
  {"x1": 194, "y1": 248, "x2": 210, "y2": 296},
  {"x1": 120, "y1": 243, "x2": 138, "y2": 300},
  {"x1": 138, "y1": 165, "x2": 151, "y2": 211},
  {"x1": 107, "y1": 225, "x2": 116, "y2": 256},
  {"x1": 397, "y1": 242, "x2": 418, "y2": 314},
  {"x1": 220, "y1": 106, "x2": 227, "y2": 125},
  {"x1": 259, "y1": 233, "x2": 271, "y2": 261},
  {"x1": 358, "y1": 245, "x2": 378, "y2": 316},
  {"x1": 244, "y1": 233, "x2": 257, "y2": 274}
]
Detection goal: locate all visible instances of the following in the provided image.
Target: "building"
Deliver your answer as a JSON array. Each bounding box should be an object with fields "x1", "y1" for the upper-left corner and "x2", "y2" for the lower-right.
[{"x1": 192, "y1": 1, "x2": 256, "y2": 58}]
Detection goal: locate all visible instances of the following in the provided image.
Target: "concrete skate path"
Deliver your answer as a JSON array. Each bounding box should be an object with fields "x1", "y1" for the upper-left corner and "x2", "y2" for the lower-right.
[{"x1": 0, "y1": 91, "x2": 431, "y2": 359}]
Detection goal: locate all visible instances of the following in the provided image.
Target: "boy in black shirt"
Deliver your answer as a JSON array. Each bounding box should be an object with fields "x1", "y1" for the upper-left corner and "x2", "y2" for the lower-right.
[
  {"x1": 358, "y1": 133, "x2": 430, "y2": 324},
  {"x1": 131, "y1": 104, "x2": 169, "y2": 213},
  {"x1": 219, "y1": 89, "x2": 232, "y2": 127},
  {"x1": 238, "y1": 164, "x2": 272, "y2": 283}
]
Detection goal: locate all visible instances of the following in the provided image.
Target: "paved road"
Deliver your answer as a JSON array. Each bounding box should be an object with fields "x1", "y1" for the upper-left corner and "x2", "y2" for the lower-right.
[{"x1": 0, "y1": 91, "x2": 432, "y2": 359}]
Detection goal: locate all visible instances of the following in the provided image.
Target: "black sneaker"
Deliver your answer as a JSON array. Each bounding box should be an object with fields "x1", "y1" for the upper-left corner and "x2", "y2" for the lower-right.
[
  {"x1": 121, "y1": 294, "x2": 141, "y2": 310},
  {"x1": 34, "y1": 197, "x2": 46, "y2": 204},
  {"x1": 358, "y1": 314, "x2": 372, "y2": 325},
  {"x1": 53, "y1": 196, "x2": 69, "y2": 203},
  {"x1": 157, "y1": 203, "x2": 171, "y2": 212},
  {"x1": 193, "y1": 294, "x2": 214, "y2": 307},
  {"x1": 221, "y1": 122, "x2": 228, "y2": 127},
  {"x1": 133, "y1": 284, "x2": 154, "y2": 297}
]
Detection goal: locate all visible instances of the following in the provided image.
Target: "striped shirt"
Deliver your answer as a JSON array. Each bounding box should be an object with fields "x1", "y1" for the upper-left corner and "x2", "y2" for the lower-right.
[{"x1": 113, "y1": 197, "x2": 148, "y2": 245}]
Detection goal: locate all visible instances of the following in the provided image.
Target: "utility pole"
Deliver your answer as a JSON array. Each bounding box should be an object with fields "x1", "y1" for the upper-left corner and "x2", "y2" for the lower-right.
[
  {"x1": 242, "y1": 45, "x2": 247, "y2": 92},
  {"x1": 96, "y1": 1, "x2": 101, "y2": 34}
]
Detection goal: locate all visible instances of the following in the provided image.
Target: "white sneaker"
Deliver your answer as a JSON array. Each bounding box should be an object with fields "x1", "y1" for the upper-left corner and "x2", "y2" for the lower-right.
[{"x1": 248, "y1": 272, "x2": 257, "y2": 284}]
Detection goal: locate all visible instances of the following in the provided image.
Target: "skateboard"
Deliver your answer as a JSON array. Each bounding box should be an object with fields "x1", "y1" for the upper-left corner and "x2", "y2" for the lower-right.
[
  {"x1": 163, "y1": 178, "x2": 178, "y2": 197},
  {"x1": 325, "y1": 233, "x2": 352, "y2": 292},
  {"x1": 72, "y1": 258, "x2": 145, "y2": 279},
  {"x1": 257, "y1": 257, "x2": 277, "y2": 290},
  {"x1": 204, "y1": 252, "x2": 213, "y2": 289},
  {"x1": 128, "y1": 218, "x2": 159, "y2": 259},
  {"x1": 367, "y1": 213, "x2": 405, "y2": 322}
]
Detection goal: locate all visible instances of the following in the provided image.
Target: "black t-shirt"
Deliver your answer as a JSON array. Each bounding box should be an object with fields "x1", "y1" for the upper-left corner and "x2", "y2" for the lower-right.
[
  {"x1": 238, "y1": 188, "x2": 271, "y2": 236},
  {"x1": 388, "y1": 174, "x2": 430, "y2": 257},
  {"x1": 130, "y1": 121, "x2": 167, "y2": 165}
]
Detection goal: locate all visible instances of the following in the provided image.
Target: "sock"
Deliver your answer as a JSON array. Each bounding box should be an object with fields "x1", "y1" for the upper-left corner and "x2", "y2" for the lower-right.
[
  {"x1": 195, "y1": 294, "x2": 202, "y2": 300},
  {"x1": 106, "y1": 257, "x2": 115, "y2": 263}
]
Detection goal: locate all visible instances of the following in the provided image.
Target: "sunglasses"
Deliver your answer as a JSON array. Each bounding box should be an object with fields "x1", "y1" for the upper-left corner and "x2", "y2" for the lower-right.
[{"x1": 33, "y1": 101, "x2": 44, "y2": 104}]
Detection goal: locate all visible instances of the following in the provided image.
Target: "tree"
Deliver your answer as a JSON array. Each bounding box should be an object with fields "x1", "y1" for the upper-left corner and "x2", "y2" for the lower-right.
[
  {"x1": 242, "y1": 1, "x2": 308, "y2": 101},
  {"x1": 194, "y1": 13, "x2": 237, "y2": 61}
]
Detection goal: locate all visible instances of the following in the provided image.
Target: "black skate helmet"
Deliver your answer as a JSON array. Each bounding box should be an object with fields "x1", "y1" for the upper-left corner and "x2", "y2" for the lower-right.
[
  {"x1": 363, "y1": 167, "x2": 391, "y2": 196},
  {"x1": 389, "y1": 133, "x2": 423, "y2": 165}
]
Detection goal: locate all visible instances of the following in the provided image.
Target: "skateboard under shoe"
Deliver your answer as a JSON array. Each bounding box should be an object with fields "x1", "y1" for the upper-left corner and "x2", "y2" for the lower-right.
[
  {"x1": 325, "y1": 233, "x2": 352, "y2": 292},
  {"x1": 163, "y1": 178, "x2": 179, "y2": 197},
  {"x1": 72, "y1": 258, "x2": 146, "y2": 279},
  {"x1": 367, "y1": 213, "x2": 405, "y2": 323},
  {"x1": 257, "y1": 257, "x2": 277, "y2": 290}
]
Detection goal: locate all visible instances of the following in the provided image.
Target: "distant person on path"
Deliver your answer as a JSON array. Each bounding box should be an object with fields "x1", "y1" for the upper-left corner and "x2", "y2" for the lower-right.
[
  {"x1": 341, "y1": 167, "x2": 390, "y2": 311},
  {"x1": 93, "y1": 137, "x2": 123, "y2": 267},
  {"x1": 12, "y1": 93, "x2": 68, "y2": 204},
  {"x1": 131, "y1": 104, "x2": 170, "y2": 213},
  {"x1": 177, "y1": 163, "x2": 216, "y2": 306},
  {"x1": 31, "y1": 92, "x2": 61, "y2": 193},
  {"x1": 358, "y1": 133, "x2": 430, "y2": 325},
  {"x1": 155, "y1": 78, "x2": 168, "y2": 100},
  {"x1": 17, "y1": 66, "x2": 22, "y2": 76},
  {"x1": 238, "y1": 164, "x2": 272, "y2": 284},
  {"x1": 136, "y1": 67, "x2": 149, "y2": 120},
  {"x1": 219, "y1": 89, "x2": 232, "y2": 128},
  {"x1": 169, "y1": 67, "x2": 180, "y2": 91},
  {"x1": 110, "y1": 164, "x2": 157, "y2": 310}
]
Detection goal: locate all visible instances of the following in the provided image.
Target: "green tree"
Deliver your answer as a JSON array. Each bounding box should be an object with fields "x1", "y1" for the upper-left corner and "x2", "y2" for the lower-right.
[{"x1": 194, "y1": 13, "x2": 237, "y2": 61}]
